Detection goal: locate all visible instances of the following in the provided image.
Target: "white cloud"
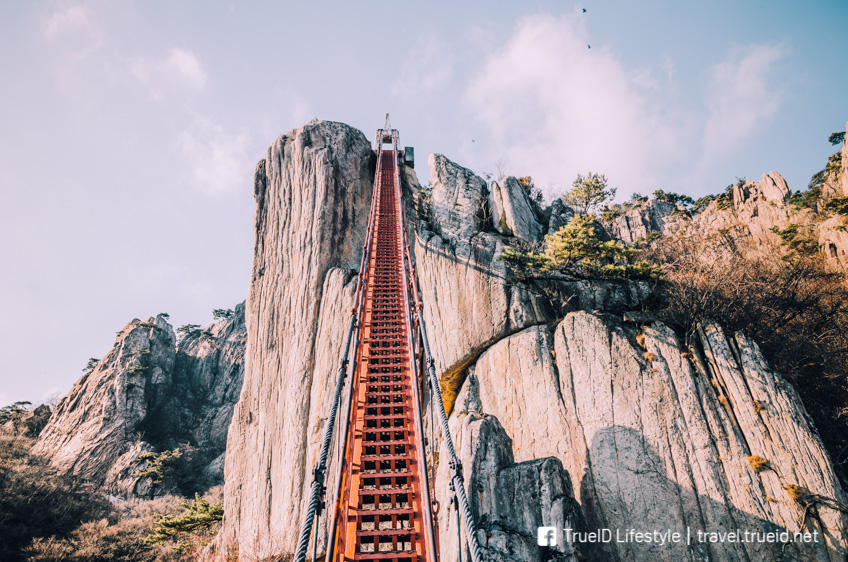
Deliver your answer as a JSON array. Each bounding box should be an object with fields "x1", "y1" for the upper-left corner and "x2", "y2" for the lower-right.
[
  {"x1": 166, "y1": 49, "x2": 207, "y2": 90},
  {"x1": 701, "y1": 44, "x2": 787, "y2": 161},
  {"x1": 462, "y1": 13, "x2": 687, "y2": 197},
  {"x1": 131, "y1": 48, "x2": 208, "y2": 98},
  {"x1": 178, "y1": 116, "x2": 251, "y2": 196},
  {"x1": 392, "y1": 36, "x2": 454, "y2": 99},
  {"x1": 43, "y1": 6, "x2": 89, "y2": 37}
]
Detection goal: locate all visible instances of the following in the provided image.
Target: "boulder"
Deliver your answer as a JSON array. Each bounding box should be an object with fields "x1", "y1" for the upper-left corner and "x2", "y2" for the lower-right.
[
  {"x1": 429, "y1": 153, "x2": 488, "y2": 245},
  {"x1": 435, "y1": 413, "x2": 585, "y2": 562},
  {"x1": 546, "y1": 198, "x2": 576, "y2": 235},
  {"x1": 488, "y1": 176, "x2": 543, "y2": 241}
]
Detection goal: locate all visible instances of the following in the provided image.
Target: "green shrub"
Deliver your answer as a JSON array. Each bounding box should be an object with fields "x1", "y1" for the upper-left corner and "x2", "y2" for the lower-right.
[
  {"x1": 652, "y1": 189, "x2": 694, "y2": 207},
  {"x1": 126, "y1": 364, "x2": 148, "y2": 376},
  {"x1": 176, "y1": 325, "x2": 201, "y2": 340},
  {"x1": 600, "y1": 204, "x2": 624, "y2": 222},
  {"x1": 499, "y1": 214, "x2": 662, "y2": 281},
  {"x1": 769, "y1": 224, "x2": 817, "y2": 256},
  {"x1": 0, "y1": 402, "x2": 32, "y2": 425},
  {"x1": 562, "y1": 172, "x2": 616, "y2": 216},
  {"x1": 135, "y1": 449, "x2": 183, "y2": 498},
  {"x1": 628, "y1": 192, "x2": 648, "y2": 205},
  {"x1": 692, "y1": 195, "x2": 716, "y2": 214},
  {"x1": 147, "y1": 493, "x2": 223, "y2": 553},
  {"x1": 824, "y1": 196, "x2": 848, "y2": 216},
  {"x1": 82, "y1": 358, "x2": 100, "y2": 373},
  {"x1": 793, "y1": 151, "x2": 842, "y2": 210}
]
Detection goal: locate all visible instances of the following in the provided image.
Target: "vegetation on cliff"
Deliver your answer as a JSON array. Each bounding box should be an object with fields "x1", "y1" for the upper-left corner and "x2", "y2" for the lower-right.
[
  {"x1": 500, "y1": 213, "x2": 663, "y2": 281},
  {"x1": 647, "y1": 230, "x2": 848, "y2": 480},
  {"x1": 0, "y1": 432, "x2": 223, "y2": 561}
]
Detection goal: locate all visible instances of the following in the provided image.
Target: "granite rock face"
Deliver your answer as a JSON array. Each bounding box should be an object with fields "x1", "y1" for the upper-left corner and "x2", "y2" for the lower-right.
[
  {"x1": 211, "y1": 121, "x2": 848, "y2": 561},
  {"x1": 821, "y1": 121, "x2": 848, "y2": 202},
  {"x1": 217, "y1": 121, "x2": 374, "y2": 559},
  {"x1": 546, "y1": 198, "x2": 576, "y2": 235},
  {"x1": 435, "y1": 414, "x2": 585, "y2": 562},
  {"x1": 429, "y1": 153, "x2": 488, "y2": 243},
  {"x1": 414, "y1": 157, "x2": 555, "y2": 409},
  {"x1": 603, "y1": 198, "x2": 676, "y2": 245},
  {"x1": 415, "y1": 155, "x2": 649, "y2": 412},
  {"x1": 488, "y1": 176, "x2": 543, "y2": 241},
  {"x1": 32, "y1": 307, "x2": 245, "y2": 497},
  {"x1": 820, "y1": 216, "x2": 848, "y2": 265},
  {"x1": 32, "y1": 315, "x2": 177, "y2": 495},
  {"x1": 443, "y1": 312, "x2": 848, "y2": 560},
  {"x1": 151, "y1": 303, "x2": 247, "y2": 490},
  {"x1": 1, "y1": 404, "x2": 52, "y2": 439}
]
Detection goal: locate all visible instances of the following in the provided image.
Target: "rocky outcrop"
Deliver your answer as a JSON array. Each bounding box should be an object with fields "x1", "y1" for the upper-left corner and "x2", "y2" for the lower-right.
[
  {"x1": 820, "y1": 216, "x2": 848, "y2": 266},
  {"x1": 415, "y1": 155, "x2": 651, "y2": 413},
  {"x1": 1, "y1": 404, "x2": 51, "y2": 439},
  {"x1": 150, "y1": 303, "x2": 247, "y2": 490},
  {"x1": 210, "y1": 120, "x2": 848, "y2": 561},
  {"x1": 442, "y1": 312, "x2": 848, "y2": 560},
  {"x1": 429, "y1": 153, "x2": 488, "y2": 243},
  {"x1": 821, "y1": 122, "x2": 847, "y2": 202},
  {"x1": 436, "y1": 414, "x2": 586, "y2": 562},
  {"x1": 414, "y1": 157, "x2": 556, "y2": 411},
  {"x1": 217, "y1": 121, "x2": 374, "y2": 558},
  {"x1": 488, "y1": 176, "x2": 543, "y2": 241},
  {"x1": 32, "y1": 307, "x2": 245, "y2": 497},
  {"x1": 33, "y1": 315, "x2": 177, "y2": 495},
  {"x1": 603, "y1": 199, "x2": 677, "y2": 245},
  {"x1": 638, "y1": 169, "x2": 848, "y2": 268},
  {"x1": 546, "y1": 198, "x2": 576, "y2": 235}
]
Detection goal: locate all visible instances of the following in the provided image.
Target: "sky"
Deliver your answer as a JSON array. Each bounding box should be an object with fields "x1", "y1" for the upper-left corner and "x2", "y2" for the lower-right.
[{"x1": 1, "y1": 0, "x2": 846, "y2": 406}]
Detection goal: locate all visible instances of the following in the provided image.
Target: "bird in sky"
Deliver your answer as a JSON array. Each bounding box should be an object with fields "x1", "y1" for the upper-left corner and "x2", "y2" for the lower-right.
[
  {"x1": 588, "y1": 45, "x2": 591, "y2": 49},
  {"x1": 583, "y1": 8, "x2": 587, "y2": 12}
]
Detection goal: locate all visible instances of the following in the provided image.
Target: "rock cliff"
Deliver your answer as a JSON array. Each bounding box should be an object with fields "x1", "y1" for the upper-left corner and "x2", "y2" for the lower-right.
[
  {"x1": 439, "y1": 314, "x2": 848, "y2": 561},
  {"x1": 604, "y1": 166, "x2": 848, "y2": 269},
  {"x1": 821, "y1": 121, "x2": 848, "y2": 202},
  {"x1": 213, "y1": 120, "x2": 848, "y2": 561},
  {"x1": 217, "y1": 121, "x2": 374, "y2": 558},
  {"x1": 32, "y1": 305, "x2": 245, "y2": 497}
]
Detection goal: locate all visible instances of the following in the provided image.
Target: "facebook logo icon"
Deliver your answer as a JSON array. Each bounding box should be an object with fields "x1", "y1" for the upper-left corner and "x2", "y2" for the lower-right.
[{"x1": 538, "y1": 527, "x2": 557, "y2": 546}]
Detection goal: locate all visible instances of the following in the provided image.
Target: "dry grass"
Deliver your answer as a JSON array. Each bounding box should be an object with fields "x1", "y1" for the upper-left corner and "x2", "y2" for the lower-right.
[
  {"x1": 748, "y1": 455, "x2": 771, "y2": 474},
  {"x1": 1, "y1": 434, "x2": 224, "y2": 562},
  {"x1": 635, "y1": 333, "x2": 646, "y2": 349},
  {"x1": 644, "y1": 234, "x2": 848, "y2": 481},
  {"x1": 784, "y1": 484, "x2": 816, "y2": 507},
  {"x1": 642, "y1": 351, "x2": 656, "y2": 362},
  {"x1": 0, "y1": 435, "x2": 111, "y2": 561},
  {"x1": 753, "y1": 400, "x2": 766, "y2": 413}
]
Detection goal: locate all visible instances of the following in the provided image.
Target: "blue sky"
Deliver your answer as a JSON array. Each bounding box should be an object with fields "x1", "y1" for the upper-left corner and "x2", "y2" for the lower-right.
[{"x1": 1, "y1": 0, "x2": 846, "y2": 405}]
